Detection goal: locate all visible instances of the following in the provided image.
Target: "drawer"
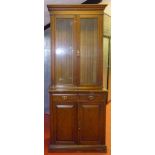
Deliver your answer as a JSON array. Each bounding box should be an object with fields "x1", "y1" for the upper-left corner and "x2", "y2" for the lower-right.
[
  {"x1": 79, "y1": 94, "x2": 104, "y2": 102},
  {"x1": 52, "y1": 94, "x2": 77, "y2": 102}
]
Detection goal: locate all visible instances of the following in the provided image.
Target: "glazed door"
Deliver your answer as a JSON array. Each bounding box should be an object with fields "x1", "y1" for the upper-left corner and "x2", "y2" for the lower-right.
[
  {"x1": 53, "y1": 15, "x2": 103, "y2": 88},
  {"x1": 78, "y1": 102, "x2": 105, "y2": 145},
  {"x1": 53, "y1": 102, "x2": 77, "y2": 144},
  {"x1": 54, "y1": 15, "x2": 77, "y2": 87},
  {"x1": 78, "y1": 15, "x2": 103, "y2": 88}
]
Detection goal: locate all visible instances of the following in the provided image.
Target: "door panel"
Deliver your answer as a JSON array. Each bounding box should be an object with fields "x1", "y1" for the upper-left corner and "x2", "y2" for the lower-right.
[
  {"x1": 53, "y1": 102, "x2": 77, "y2": 144},
  {"x1": 79, "y1": 102, "x2": 103, "y2": 144},
  {"x1": 79, "y1": 17, "x2": 99, "y2": 86},
  {"x1": 55, "y1": 16, "x2": 76, "y2": 86}
]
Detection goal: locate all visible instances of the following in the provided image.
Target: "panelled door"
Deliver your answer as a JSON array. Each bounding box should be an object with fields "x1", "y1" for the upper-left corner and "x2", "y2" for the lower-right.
[
  {"x1": 52, "y1": 101, "x2": 78, "y2": 144},
  {"x1": 78, "y1": 102, "x2": 105, "y2": 145}
]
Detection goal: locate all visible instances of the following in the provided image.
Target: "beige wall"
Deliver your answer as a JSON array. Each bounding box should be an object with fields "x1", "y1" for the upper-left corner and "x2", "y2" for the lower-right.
[{"x1": 100, "y1": 0, "x2": 111, "y2": 16}]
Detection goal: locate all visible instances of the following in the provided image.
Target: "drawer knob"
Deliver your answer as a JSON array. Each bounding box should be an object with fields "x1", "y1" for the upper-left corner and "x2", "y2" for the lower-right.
[
  {"x1": 62, "y1": 96, "x2": 67, "y2": 100},
  {"x1": 88, "y1": 95, "x2": 95, "y2": 100}
]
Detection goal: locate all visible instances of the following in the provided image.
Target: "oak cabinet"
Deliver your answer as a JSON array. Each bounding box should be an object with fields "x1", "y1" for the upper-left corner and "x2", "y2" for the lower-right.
[{"x1": 47, "y1": 5, "x2": 107, "y2": 152}]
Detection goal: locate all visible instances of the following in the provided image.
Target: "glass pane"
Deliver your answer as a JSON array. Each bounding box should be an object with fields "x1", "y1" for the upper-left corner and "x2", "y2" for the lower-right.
[
  {"x1": 80, "y1": 18, "x2": 98, "y2": 85},
  {"x1": 55, "y1": 18, "x2": 74, "y2": 85}
]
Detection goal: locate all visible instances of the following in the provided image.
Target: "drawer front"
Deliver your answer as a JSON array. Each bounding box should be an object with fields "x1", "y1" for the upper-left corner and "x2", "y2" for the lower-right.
[
  {"x1": 52, "y1": 94, "x2": 78, "y2": 102},
  {"x1": 79, "y1": 94, "x2": 104, "y2": 102}
]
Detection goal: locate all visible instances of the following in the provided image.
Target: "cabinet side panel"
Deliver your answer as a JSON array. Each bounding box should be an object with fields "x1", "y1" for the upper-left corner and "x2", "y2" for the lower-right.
[{"x1": 51, "y1": 16, "x2": 55, "y2": 87}]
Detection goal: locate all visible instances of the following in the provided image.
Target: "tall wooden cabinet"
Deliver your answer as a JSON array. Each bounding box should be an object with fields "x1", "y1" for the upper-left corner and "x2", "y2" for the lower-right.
[{"x1": 47, "y1": 4, "x2": 107, "y2": 152}]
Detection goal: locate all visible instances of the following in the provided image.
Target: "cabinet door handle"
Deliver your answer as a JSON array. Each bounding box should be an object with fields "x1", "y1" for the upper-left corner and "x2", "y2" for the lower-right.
[
  {"x1": 88, "y1": 95, "x2": 95, "y2": 100},
  {"x1": 62, "y1": 96, "x2": 67, "y2": 100}
]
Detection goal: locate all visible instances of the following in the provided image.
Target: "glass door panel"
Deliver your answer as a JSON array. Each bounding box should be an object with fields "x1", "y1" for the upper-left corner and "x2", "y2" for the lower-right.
[
  {"x1": 55, "y1": 18, "x2": 74, "y2": 85},
  {"x1": 80, "y1": 18, "x2": 98, "y2": 85}
]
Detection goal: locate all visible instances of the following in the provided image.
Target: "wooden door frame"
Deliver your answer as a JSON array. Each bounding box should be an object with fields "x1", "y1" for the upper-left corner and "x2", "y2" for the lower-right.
[{"x1": 51, "y1": 15, "x2": 77, "y2": 89}]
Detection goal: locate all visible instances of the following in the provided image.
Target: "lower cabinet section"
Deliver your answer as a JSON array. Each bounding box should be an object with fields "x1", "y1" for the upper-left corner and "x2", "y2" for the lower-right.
[{"x1": 49, "y1": 91, "x2": 107, "y2": 152}]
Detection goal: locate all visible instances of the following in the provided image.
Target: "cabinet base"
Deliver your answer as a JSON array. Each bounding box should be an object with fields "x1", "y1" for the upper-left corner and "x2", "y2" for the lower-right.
[{"x1": 49, "y1": 144, "x2": 107, "y2": 152}]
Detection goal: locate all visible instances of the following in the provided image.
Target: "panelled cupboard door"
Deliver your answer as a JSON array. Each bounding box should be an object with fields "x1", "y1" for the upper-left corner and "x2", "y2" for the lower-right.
[
  {"x1": 54, "y1": 15, "x2": 77, "y2": 86},
  {"x1": 53, "y1": 102, "x2": 78, "y2": 144},
  {"x1": 78, "y1": 102, "x2": 105, "y2": 145},
  {"x1": 78, "y1": 15, "x2": 103, "y2": 87}
]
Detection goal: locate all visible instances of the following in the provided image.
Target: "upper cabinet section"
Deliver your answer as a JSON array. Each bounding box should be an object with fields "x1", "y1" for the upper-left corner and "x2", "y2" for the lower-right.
[{"x1": 48, "y1": 5, "x2": 107, "y2": 91}]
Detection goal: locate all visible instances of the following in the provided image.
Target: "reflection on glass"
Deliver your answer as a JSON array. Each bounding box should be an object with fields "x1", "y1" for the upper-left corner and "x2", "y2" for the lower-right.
[
  {"x1": 55, "y1": 18, "x2": 74, "y2": 85},
  {"x1": 80, "y1": 18, "x2": 98, "y2": 85},
  {"x1": 56, "y1": 48, "x2": 65, "y2": 55}
]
